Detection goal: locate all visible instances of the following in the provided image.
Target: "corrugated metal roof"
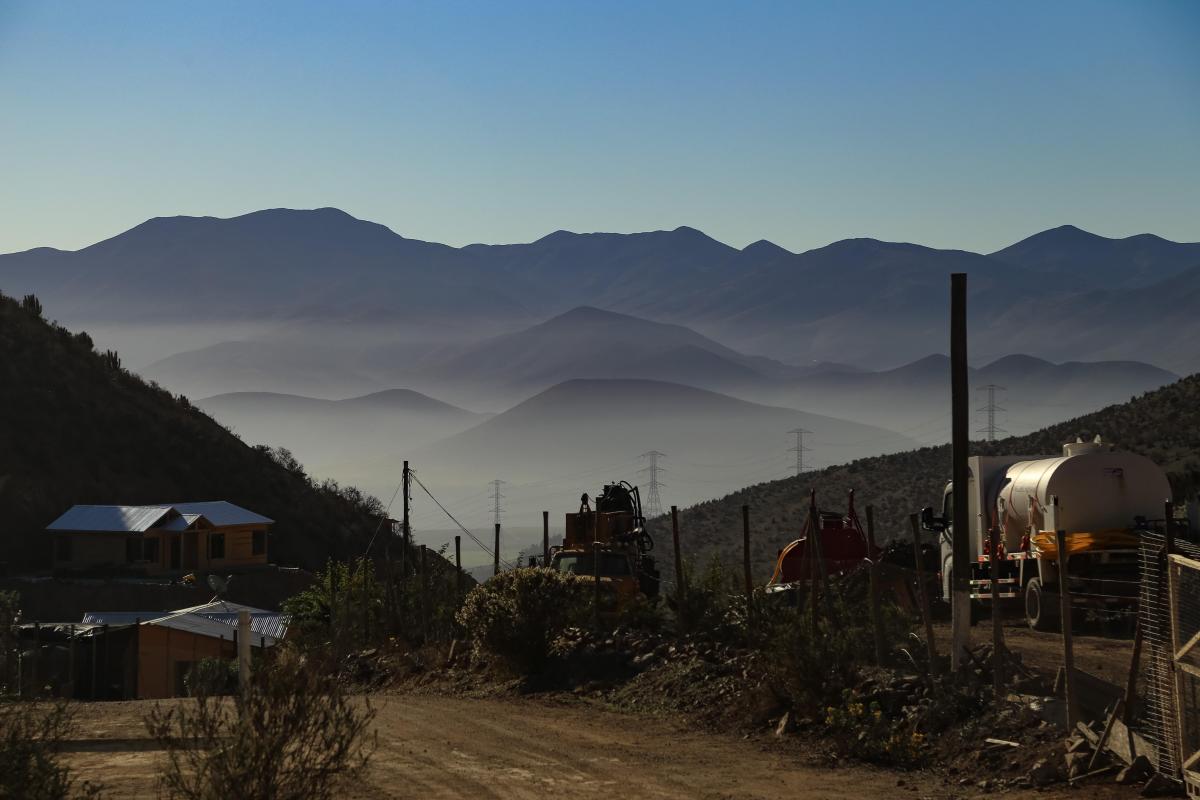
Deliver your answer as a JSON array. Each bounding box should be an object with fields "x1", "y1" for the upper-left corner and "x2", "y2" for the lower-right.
[
  {"x1": 145, "y1": 611, "x2": 278, "y2": 648},
  {"x1": 83, "y1": 600, "x2": 288, "y2": 642},
  {"x1": 170, "y1": 502, "x2": 274, "y2": 527},
  {"x1": 47, "y1": 502, "x2": 272, "y2": 533},
  {"x1": 47, "y1": 505, "x2": 176, "y2": 533}
]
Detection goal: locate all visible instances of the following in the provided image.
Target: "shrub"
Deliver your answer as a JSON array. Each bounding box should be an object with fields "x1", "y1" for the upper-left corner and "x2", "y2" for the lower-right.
[
  {"x1": 763, "y1": 586, "x2": 913, "y2": 711},
  {"x1": 0, "y1": 700, "x2": 103, "y2": 799},
  {"x1": 670, "y1": 556, "x2": 737, "y2": 637},
  {"x1": 183, "y1": 658, "x2": 236, "y2": 697},
  {"x1": 824, "y1": 691, "x2": 925, "y2": 767},
  {"x1": 456, "y1": 567, "x2": 590, "y2": 673},
  {"x1": 144, "y1": 649, "x2": 375, "y2": 800},
  {"x1": 20, "y1": 294, "x2": 43, "y2": 318}
]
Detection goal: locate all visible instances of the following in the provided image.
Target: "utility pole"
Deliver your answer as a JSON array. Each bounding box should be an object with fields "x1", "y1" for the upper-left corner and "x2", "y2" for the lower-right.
[
  {"x1": 787, "y1": 428, "x2": 812, "y2": 476},
  {"x1": 402, "y1": 461, "x2": 411, "y2": 566},
  {"x1": 950, "y1": 273, "x2": 971, "y2": 671},
  {"x1": 976, "y1": 384, "x2": 1007, "y2": 442},
  {"x1": 638, "y1": 451, "x2": 667, "y2": 518}
]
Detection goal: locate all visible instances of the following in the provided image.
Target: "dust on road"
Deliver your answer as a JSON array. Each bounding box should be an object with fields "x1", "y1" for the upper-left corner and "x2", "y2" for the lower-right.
[{"x1": 64, "y1": 692, "x2": 1115, "y2": 799}]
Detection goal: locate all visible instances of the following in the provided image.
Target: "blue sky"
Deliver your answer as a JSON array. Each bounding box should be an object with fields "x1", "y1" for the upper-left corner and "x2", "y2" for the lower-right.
[{"x1": 1, "y1": 0, "x2": 1197, "y2": 253}]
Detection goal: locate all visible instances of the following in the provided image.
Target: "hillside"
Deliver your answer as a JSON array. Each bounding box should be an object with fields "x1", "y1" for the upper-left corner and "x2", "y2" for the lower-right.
[
  {"x1": 652, "y1": 372, "x2": 1200, "y2": 583},
  {"x1": 0, "y1": 293, "x2": 393, "y2": 571}
]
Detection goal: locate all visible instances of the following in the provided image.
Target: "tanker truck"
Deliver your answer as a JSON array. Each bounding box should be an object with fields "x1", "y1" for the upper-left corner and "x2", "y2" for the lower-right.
[{"x1": 919, "y1": 437, "x2": 1172, "y2": 631}]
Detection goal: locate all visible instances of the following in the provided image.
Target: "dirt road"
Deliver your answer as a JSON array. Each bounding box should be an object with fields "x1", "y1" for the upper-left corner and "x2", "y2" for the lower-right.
[{"x1": 64, "y1": 693, "x2": 1118, "y2": 800}]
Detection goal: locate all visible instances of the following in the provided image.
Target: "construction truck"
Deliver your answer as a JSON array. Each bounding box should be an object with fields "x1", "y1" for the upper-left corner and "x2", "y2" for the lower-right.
[
  {"x1": 920, "y1": 437, "x2": 1172, "y2": 631},
  {"x1": 549, "y1": 481, "x2": 660, "y2": 613}
]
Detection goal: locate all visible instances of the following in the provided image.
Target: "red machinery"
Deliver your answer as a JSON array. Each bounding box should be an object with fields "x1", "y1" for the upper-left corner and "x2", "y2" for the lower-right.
[{"x1": 767, "y1": 489, "x2": 878, "y2": 587}]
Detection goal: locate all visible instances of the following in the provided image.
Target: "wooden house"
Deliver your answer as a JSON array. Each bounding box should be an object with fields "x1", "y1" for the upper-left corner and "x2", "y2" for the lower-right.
[{"x1": 48, "y1": 501, "x2": 273, "y2": 575}]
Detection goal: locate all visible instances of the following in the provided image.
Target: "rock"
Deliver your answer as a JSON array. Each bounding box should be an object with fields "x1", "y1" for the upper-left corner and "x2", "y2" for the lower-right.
[
  {"x1": 774, "y1": 711, "x2": 795, "y2": 737},
  {"x1": 1141, "y1": 773, "x2": 1184, "y2": 797},
  {"x1": 1116, "y1": 755, "x2": 1155, "y2": 785},
  {"x1": 1028, "y1": 758, "x2": 1062, "y2": 786}
]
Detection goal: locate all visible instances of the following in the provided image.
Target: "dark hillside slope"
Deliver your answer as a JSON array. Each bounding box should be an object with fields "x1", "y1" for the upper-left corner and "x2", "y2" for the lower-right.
[
  {"x1": 654, "y1": 373, "x2": 1200, "y2": 581},
  {"x1": 0, "y1": 293, "x2": 387, "y2": 570}
]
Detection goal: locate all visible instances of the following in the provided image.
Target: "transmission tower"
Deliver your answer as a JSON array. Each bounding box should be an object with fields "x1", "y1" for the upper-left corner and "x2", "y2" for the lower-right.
[
  {"x1": 490, "y1": 479, "x2": 506, "y2": 526},
  {"x1": 976, "y1": 384, "x2": 1007, "y2": 441},
  {"x1": 787, "y1": 428, "x2": 812, "y2": 476},
  {"x1": 638, "y1": 451, "x2": 667, "y2": 518}
]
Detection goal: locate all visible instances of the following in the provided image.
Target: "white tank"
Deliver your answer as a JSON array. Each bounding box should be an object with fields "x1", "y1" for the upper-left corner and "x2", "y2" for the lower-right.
[{"x1": 998, "y1": 439, "x2": 1170, "y2": 541}]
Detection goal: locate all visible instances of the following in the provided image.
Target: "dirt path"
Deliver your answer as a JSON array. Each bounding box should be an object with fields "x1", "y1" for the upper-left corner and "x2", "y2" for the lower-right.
[{"x1": 63, "y1": 693, "x2": 1125, "y2": 800}]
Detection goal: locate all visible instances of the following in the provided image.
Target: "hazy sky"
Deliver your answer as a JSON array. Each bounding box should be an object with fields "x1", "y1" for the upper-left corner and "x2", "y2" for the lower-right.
[{"x1": 2, "y1": 0, "x2": 1198, "y2": 254}]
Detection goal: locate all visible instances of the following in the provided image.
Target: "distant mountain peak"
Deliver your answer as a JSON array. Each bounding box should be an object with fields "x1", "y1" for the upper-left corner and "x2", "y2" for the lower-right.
[{"x1": 741, "y1": 239, "x2": 792, "y2": 259}]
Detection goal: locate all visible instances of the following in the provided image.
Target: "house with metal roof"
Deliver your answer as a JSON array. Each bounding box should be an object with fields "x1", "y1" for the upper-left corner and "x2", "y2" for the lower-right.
[{"x1": 48, "y1": 501, "x2": 274, "y2": 576}]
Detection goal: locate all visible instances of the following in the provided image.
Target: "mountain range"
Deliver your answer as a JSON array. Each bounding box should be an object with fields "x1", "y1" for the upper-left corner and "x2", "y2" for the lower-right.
[{"x1": 3, "y1": 209, "x2": 1198, "y2": 374}]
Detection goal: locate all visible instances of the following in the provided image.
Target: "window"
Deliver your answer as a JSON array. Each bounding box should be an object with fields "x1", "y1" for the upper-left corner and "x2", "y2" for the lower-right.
[
  {"x1": 252, "y1": 529, "x2": 266, "y2": 556},
  {"x1": 143, "y1": 538, "x2": 160, "y2": 564},
  {"x1": 209, "y1": 533, "x2": 225, "y2": 560},
  {"x1": 56, "y1": 536, "x2": 72, "y2": 561},
  {"x1": 126, "y1": 537, "x2": 141, "y2": 563},
  {"x1": 551, "y1": 552, "x2": 631, "y2": 577}
]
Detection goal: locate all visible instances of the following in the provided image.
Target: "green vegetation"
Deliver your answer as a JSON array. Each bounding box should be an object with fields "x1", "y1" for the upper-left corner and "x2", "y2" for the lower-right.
[
  {"x1": 0, "y1": 292, "x2": 387, "y2": 570},
  {"x1": 456, "y1": 568, "x2": 590, "y2": 673},
  {"x1": 651, "y1": 373, "x2": 1200, "y2": 579},
  {"x1": 144, "y1": 650, "x2": 375, "y2": 800}
]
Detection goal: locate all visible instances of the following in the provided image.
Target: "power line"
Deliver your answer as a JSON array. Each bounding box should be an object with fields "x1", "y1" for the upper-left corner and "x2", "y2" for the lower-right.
[
  {"x1": 637, "y1": 450, "x2": 667, "y2": 517},
  {"x1": 412, "y1": 473, "x2": 514, "y2": 570},
  {"x1": 976, "y1": 383, "x2": 1007, "y2": 441},
  {"x1": 786, "y1": 428, "x2": 812, "y2": 476}
]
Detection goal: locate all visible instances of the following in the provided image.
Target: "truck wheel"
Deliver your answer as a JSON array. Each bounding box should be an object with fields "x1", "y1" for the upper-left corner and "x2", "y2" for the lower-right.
[{"x1": 1025, "y1": 578, "x2": 1060, "y2": 632}]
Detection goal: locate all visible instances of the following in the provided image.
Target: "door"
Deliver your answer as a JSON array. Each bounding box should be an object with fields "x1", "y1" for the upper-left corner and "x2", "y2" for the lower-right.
[{"x1": 170, "y1": 537, "x2": 181, "y2": 570}]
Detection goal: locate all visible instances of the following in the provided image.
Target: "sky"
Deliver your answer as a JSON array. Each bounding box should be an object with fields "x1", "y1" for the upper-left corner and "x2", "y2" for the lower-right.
[{"x1": 1, "y1": 0, "x2": 1198, "y2": 255}]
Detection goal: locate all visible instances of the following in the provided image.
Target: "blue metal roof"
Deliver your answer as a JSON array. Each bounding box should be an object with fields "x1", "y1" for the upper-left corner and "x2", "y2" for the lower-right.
[{"x1": 48, "y1": 502, "x2": 272, "y2": 533}]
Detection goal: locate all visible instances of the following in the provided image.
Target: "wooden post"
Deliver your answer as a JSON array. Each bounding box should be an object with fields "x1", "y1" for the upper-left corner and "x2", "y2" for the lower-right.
[
  {"x1": 237, "y1": 609, "x2": 251, "y2": 698},
  {"x1": 68, "y1": 624, "x2": 76, "y2": 699},
  {"x1": 865, "y1": 505, "x2": 885, "y2": 666},
  {"x1": 1056, "y1": 529, "x2": 1079, "y2": 728},
  {"x1": 543, "y1": 511, "x2": 550, "y2": 566},
  {"x1": 671, "y1": 505, "x2": 683, "y2": 607},
  {"x1": 362, "y1": 559, "x2": 371, "y2": 644},
  {"x1": 329, "y1": 560, "x2": 339, "y2": 649},
  {"x1": 742, "y1": 504, "x2": 754, "y2": 627},
  {"x1": 420, "y1": 545, "x2": 429, "y2": 642},
  {"x1": 493, "y1": 523, "x2": 501, "y2": 577},
  {"x1": 32, "y1": 622, "x2": 40, "y2": 697},
  {"x1": 1122, "y1": 616, "x2": 1144, "y2": 725},
  {"x1": 809, "y1": 492, "x2": 821, "y2": 636},
  {"x1": 454, "y1": 535, "x2": 464, "y2": 602},
  {"x1": 90, "y1": 626, "x2": 98, "y2": 700},
  {"x1": 989, "y1": 525, "x2": 1004, "y2": 698},
  {"x1": 592, "y1": 538, "x2": 602, "y2": 630},
  {"x1": 950, "y1": 272, "x2": 971, "y2": 671},
  {"x1": 1165, "y1": 500, "x2": 1175, "y2": 554},
  {"x1": 910, "y1": 514, "x2": 938, "y2": 675}
]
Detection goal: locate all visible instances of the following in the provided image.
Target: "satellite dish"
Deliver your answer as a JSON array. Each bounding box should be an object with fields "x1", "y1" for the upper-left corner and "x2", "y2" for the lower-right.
[{"x1": 207, "y1": 574, "x2": 230, "y2": 596}]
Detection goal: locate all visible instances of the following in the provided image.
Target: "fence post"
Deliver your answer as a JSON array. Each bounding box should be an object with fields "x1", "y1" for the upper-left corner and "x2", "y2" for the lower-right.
[
  {"x1": 865, "y1": 505, "x2": 884, "y2": 666},
  {"x1": 742, "y1": 504, "x2": 754, "y2": 629},
  {"x1": 238, "y1": 609, "x2": 251, "y2": 699},
  {"x1": 494, "y1": 523, "x2": 501, "y2": 577},
  {"x1": 989, "y1": 525, "x2": 1004, "y2": 699},
  {"x1": 809, "y1": 493, "x2": 821, "y2": 636},
  {"x1": 68, "y1": 624, "x2": 76, "y2": 699},
  {"x1": 454, "y1": 535, "x2": 464, "y2": 603},
  {"x1": 592, "y1": 540, "x2": 602, "y2": 630},
  {"x1": 1165, "y1": 500, "x2": 1175, "y2": 555},
  {"x1": 909, "y1": 514, "x2": 938, "y2": 675},
  {"x1": 32, "y1": 622, "x2": 40, "y2": 698},
  {"x1": 671, "y1": 506, "x2": 683, "y2": 608},
  {"x1": 543, "y1": 511, "x2": 550, "y2": 566},
  {"x1": 329, "y1": 560, "x2": 339, "y2": 651},
  {"x1": 1122, "y1": 616, "x2": 1144, "y2": 725},
  {"x1": 1056, "y1": 529, "x2": 1079, "y2": 728},
  {"x1": 90, "y1": 627, "x2": 98, "y2": 700},
  {"x1": 420, "y1": 545, "x2": 429, "y2": 642}
]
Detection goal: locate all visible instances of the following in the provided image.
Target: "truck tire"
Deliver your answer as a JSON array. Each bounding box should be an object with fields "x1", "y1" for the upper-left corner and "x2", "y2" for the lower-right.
[{"x1": 1025, "y1": 577, "x2": 1060, "y2": 632}]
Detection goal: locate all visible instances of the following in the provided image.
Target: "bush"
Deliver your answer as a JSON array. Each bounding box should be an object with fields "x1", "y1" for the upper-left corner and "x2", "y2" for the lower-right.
[
  {"x1": 456, "y1": 567, "x2": 590, "y2": 673},
  {"x1": 0, "y1": 700, "x2": 103, "y2": 799},
  {"x1": 763, "y1": 586, "x2": 913, "y2": 711},
  {"x1": 824, "y1": 691, "x2": 925, "y2": 767},
  {"x1": 21, "y1": 294, "x2": 43, "y2": 318},
  {"x1": 670, "y1": 557, "x2": 737, "y2": 637},
  {"x1": 144, "y1": 649, "x2": 375, "y2": 800},
  {"x1": 183, "y1": 658, "x2": 236, "y2": 697}
]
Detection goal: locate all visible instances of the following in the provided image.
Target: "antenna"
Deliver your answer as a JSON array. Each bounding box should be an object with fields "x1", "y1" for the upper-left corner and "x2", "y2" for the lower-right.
[
  {"x1": 638, "y1": 450, "x2": 667, "y2": 518},
  {"x1": 207, "y1": 573, "x2": 231, "y2": 600},
  {"x1": 787, "y1": 428, "x2": 812, "y2": 476},
  {"x1": 976, "y1": 384, "x2": 1007, "y2": 441}
]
